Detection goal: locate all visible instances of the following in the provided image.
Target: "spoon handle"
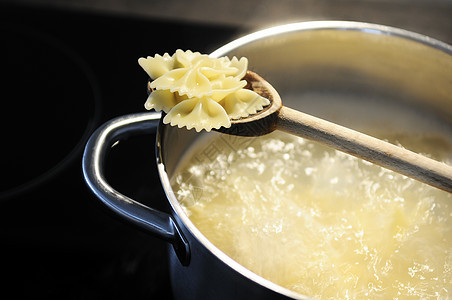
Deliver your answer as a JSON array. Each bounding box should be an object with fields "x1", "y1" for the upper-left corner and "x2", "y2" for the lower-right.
[{"x1": 277, "y1": 106, "x2": 452, "y2": 193}]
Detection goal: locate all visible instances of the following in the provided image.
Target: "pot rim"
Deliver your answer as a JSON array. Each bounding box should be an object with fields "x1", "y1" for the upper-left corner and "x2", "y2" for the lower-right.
[
  {"x1": 157, "y1": 21, "x2": 452, "y2": 300},
  {"x1": 210, "y1": 20, "x2": 452, "y2": 58}
]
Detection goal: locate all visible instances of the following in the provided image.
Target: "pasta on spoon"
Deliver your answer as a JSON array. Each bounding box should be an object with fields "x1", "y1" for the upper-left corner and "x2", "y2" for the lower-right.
[{"x1": 138, "y1": 49, "x2": 270, "y2": 132}]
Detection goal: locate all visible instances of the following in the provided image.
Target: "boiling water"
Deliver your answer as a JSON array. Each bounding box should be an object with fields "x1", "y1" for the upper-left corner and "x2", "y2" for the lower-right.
[{"x1": 171, "y1": 98, "x2": 452, "y2": 299}]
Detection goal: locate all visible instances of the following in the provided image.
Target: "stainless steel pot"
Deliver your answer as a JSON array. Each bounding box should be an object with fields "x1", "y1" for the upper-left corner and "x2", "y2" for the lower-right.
[{"x1": 83, "y1": 21, "x2": 452, "y2": 299}]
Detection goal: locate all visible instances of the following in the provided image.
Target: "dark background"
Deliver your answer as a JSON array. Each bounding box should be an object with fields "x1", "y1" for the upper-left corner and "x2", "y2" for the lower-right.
[{"x1": 0, "y1": 0, "x2": 450, "y2": 299}]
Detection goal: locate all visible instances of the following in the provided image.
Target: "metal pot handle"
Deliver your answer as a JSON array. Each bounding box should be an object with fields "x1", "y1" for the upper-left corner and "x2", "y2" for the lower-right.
[{"x1": 82, "y1": 112, "x2": 190, "y2": 266}]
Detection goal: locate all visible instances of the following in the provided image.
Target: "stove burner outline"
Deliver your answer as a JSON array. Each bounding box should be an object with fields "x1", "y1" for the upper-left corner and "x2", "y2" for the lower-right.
[{"x1": 0, "y1": 22, "x2": 102, "y2": 201}]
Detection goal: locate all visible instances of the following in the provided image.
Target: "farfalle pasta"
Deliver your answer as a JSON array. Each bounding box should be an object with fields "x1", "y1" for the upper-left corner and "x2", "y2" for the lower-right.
[{"x1": 138, "y1": 50, "x2": 270, "y2": 132}]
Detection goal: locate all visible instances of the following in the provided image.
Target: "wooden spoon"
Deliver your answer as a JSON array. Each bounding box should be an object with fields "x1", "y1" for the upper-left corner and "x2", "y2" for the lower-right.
[{"x1": 216, "y1": 71, "x2": 452, "y2": 193}]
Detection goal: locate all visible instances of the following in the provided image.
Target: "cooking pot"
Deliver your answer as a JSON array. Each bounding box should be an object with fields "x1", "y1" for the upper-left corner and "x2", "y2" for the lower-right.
[{"x1": 82, "y1": 21, "x2": 452, "y2": 299}]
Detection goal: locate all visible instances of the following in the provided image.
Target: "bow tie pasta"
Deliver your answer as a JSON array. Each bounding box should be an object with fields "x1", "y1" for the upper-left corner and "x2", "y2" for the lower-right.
[{"x1": 138, "y1": 50, "x2": 270, "y2": 132}]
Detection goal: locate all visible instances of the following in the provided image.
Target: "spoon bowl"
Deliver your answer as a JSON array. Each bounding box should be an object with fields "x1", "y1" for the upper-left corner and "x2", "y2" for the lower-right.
[{"x1": 216, "y1": 71, "x2": 282, "y2": 136}]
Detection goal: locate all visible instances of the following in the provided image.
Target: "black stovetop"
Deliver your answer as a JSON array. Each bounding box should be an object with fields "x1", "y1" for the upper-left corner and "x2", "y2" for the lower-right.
[{"x1": 0, "y1": 3, "x2": 238, "y2": 298}]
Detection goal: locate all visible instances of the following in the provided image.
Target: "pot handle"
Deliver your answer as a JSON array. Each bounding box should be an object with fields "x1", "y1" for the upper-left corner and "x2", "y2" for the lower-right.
[{"x1": 82, "y1": 112, "x2": 190, "y2": 266}]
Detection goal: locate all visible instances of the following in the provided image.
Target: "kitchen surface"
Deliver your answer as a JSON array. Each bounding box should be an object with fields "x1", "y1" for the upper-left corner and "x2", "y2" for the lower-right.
[{"x1": 0, "y1": 0, "x2": 451, "y2": 298}]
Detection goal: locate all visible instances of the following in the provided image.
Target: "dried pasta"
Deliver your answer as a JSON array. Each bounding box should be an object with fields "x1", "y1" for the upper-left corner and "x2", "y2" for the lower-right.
[{"x1": 138, "y1": 50, "x2": 270, "y2": 132}]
